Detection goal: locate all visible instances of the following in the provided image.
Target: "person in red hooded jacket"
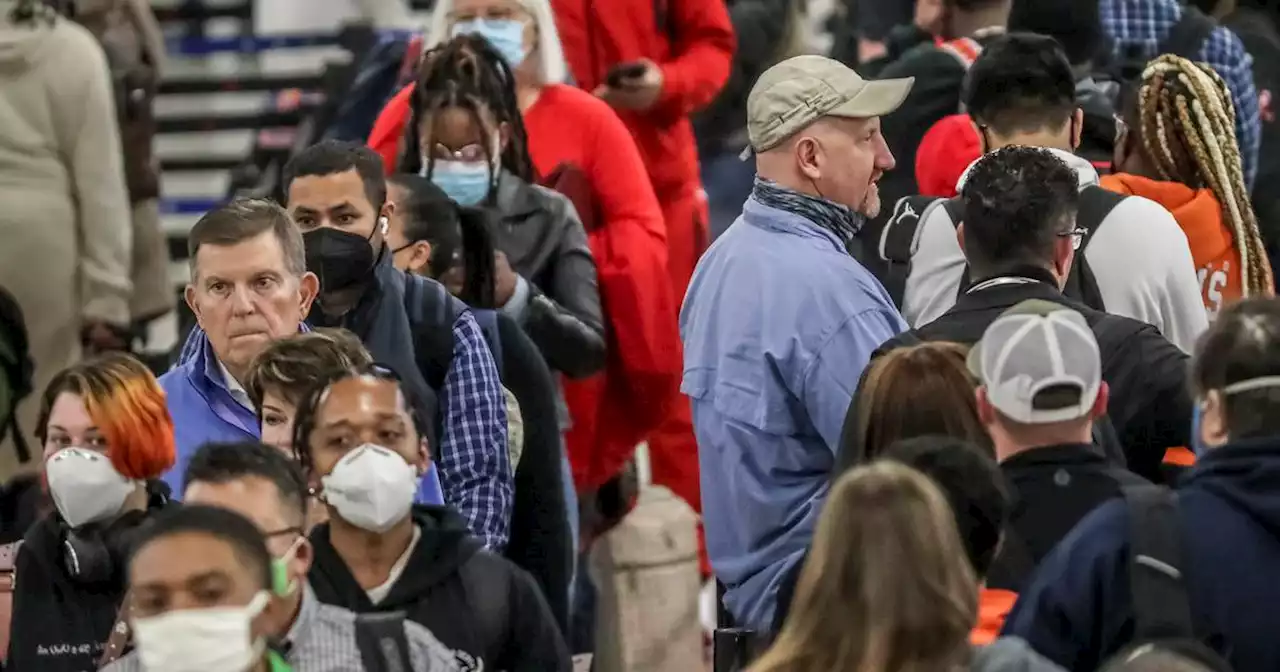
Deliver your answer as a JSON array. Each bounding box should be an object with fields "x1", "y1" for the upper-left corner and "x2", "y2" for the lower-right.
[{"x1": 552, "y1": 0, "x2": 735, "y2": 528}]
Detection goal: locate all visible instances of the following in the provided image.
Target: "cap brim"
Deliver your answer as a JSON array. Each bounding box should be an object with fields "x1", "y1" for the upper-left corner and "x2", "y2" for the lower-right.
[{"x1": 828, "y1": 77, "x2": 915, "y2": 119}]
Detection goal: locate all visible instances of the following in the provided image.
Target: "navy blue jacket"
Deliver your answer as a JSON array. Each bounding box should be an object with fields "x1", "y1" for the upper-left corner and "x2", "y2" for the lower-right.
[{"x1": 1002, "y1": 438, "x2": 1280, "y2": 671}]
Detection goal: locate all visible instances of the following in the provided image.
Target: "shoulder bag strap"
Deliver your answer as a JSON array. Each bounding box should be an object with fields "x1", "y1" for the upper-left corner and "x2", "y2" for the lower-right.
[
  {"x1": 355, "y1": 611, "x2": 415, "y2": 672},
  {"x1": 96, "y1": 589, "x2": 133, "y2": 669}
]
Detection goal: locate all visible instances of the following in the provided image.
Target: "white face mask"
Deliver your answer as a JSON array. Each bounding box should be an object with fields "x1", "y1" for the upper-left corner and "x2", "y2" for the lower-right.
[
  {"x1": 45, "y1": 447, "x2": 135, "y2": 528},
  {"x1": 133, "y1": 591, "x2": 271, "y2": 672},
  {"x1": 320, "y1": 444, "x2": 419, "y2": 533}
]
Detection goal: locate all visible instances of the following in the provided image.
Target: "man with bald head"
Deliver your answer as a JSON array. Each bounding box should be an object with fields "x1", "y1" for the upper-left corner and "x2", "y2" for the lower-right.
[{"x1": 680, "y1": 55, "x2": 913, "y2": 631}]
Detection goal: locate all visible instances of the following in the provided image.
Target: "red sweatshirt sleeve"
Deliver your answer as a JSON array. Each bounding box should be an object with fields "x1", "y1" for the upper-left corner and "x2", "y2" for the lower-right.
[
  {"x1": 586, "y1": 97, "x2": 668, "y2": 248},
  {"x1": 654, "y1": 0, "x2": 736, "y2": 122},
  {"x1": 368, "y1": 84, "x2": 416, "y2": 174}
]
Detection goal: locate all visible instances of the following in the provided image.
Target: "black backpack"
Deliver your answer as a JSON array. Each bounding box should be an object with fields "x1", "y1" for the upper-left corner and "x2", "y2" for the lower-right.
[
  {"x1": 879, "y1": 185, "x2": 1128, "y2": 311},
  {"x1": 401, "y1": 272, "x2": 505, "y2": 445},
  {"x1": 0, "y1": 286, "x2": 33, "y2": 465},
  {"x1": 1121, "y1": 483, "x2": 1235, "y2": 667}
]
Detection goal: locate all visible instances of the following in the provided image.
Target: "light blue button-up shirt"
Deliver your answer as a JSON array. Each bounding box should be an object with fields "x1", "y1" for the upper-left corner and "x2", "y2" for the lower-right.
[{"x1": 680, "y1": 194, "x2": 906, "y2": 631}]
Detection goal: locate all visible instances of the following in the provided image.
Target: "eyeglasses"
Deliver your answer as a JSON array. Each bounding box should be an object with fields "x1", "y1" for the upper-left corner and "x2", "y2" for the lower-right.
[{"x1": 1058, "y1": 226, "x2": 1089, "y2": 250}]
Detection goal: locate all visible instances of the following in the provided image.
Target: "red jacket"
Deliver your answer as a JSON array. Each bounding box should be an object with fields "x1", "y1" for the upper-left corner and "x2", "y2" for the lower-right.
[
  {"x1": 367, "y1": 84, "x2": 681, "y2": 491},
  {"x1": 551, "y1": 0, "x2": 734, "y2": 198}
]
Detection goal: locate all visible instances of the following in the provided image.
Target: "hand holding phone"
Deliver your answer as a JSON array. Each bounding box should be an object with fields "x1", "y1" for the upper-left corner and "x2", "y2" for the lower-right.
[{"x1": 606, "y1": 62, "x2": 649, "y2": 89}]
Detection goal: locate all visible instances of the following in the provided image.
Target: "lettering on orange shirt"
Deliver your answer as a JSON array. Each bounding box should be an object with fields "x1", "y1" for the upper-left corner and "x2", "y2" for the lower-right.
[{"x1": 1198, "y1": 261, "x2": 1231, "y2": 320}]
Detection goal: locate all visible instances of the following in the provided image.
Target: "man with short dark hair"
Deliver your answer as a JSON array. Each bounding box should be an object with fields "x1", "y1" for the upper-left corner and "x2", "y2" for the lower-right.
[
  {"x1": 897, "y1": 34, "x2": 1205, "y2": 353},
  {"x1": 1004, "y1": 298, "x2": 1280, "y2": 671},
  {"x1": 115, "y1": 504, "x2": 288, "y2": 672},
  {"x1": 159, "y1": 198, "x2": 320, "y2": 489},
  {"x1": 281, "y1": 140, "x2": 511, "y2": 551},
  {"x1": 104, "y1": 441, "x2": 462, "y2": 672},
  {"x1": 873, "y1": 146, "x2": 1191, "y2": 482}
]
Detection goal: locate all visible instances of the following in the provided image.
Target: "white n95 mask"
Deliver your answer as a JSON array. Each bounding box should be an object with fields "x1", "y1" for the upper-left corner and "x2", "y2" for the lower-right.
[
  {"x1": 133, "y1": 591, "x2": 271, "y2": 672},
  {"x1": 45, "y1": 447, "x2": 135, "y2": 528},
  {"x1": 320, "y1": 444, "x2": 419, "y2": 533}
]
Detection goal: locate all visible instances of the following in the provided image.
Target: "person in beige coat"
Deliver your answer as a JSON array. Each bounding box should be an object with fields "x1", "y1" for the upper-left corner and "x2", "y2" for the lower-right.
[{"x1": 0, "y1": 0, "x2": 133, "y2": 481}]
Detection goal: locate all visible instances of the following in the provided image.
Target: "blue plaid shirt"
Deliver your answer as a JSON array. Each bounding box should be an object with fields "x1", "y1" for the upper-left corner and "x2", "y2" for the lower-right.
[
  {"x1": 440, "y1": 310, "x2": 513, "y2": 551},
  {"x1": 1101, "y1": 0, "x2": 1261, "y2": 187}
]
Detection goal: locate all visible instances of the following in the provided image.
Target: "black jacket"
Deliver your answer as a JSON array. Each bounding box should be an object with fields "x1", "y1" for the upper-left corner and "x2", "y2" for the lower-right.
[
  {"x1": 987, "y1": 443, "x2": 1148, "y2": 593},
  {"x1": 496, "y1": 313, "x2": 572, "y2": 636},
  {"x1": 308, "y1": 506, "x2": 570, "y2": 672},
  {"x1": 5, "y1": 483, "x2": 170, "y2": 672},
  {"x1": 493, "y1": 175, "x2": 606, "y2": 379},
  {"x1": 874, "y1": 270, "x2": 1192, "y2": 481}
]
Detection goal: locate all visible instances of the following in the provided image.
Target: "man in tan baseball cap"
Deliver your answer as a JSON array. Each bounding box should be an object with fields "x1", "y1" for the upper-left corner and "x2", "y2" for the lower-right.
[
  {"x1": 749, "y1": 54, "x2": 914, "y2": 229},
  {"x1": 679, "y1": 55, "x2": 913, "y2": 632}
]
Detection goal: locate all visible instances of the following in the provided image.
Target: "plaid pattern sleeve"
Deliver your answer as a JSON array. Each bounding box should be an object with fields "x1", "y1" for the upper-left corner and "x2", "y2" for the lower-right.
[
  {"x1": 440, "y1": 309, "x2": 513, "y2": 551},
  {"x1": 1100, "y1": 0, "x2": 1261, "y2": 187}
]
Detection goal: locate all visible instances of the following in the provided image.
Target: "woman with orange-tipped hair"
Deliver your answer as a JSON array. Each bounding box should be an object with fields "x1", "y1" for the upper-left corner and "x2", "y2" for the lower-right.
[{"x1": 3, "y1": 353, "x2": 176, "y2": 672}]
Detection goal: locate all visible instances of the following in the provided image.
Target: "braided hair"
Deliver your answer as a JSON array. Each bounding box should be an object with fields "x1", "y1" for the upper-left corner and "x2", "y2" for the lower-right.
[
  {"x1": 1134, "y1": 54, "x2": 1274, "y2": 297},
  {"x1": 398, "y1": 34, "x2": 535, "y2": 193}
]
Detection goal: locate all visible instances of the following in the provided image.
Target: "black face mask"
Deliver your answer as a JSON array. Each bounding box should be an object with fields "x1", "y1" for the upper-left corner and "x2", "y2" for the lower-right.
[{"x1": 304, "y1": 226, "x2": 377, "y2": 292}]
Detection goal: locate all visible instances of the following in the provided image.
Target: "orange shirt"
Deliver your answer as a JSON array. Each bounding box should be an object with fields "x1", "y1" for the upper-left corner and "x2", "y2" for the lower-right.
[{"x1": 1101, "y1": 173, "x2": 1243, "y2": 319}]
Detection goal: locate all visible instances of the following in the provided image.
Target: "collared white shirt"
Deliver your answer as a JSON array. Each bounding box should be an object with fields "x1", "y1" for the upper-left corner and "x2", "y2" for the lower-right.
[{"x1": 217, "y1": 359, "x2": 254, "y2": 410}]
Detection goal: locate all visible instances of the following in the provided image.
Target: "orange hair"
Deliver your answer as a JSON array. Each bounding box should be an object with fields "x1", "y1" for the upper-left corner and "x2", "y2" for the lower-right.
[{"x1": 36, "y1": 353, "x2": 175, "y2": 480}]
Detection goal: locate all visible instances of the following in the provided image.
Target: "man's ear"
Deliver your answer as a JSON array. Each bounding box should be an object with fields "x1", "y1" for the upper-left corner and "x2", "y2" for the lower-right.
[
  {"x1": 184, "y1": 284, "x2": 203, "y2": 327},
  {"x1": 381, "y1": 199, "x2": 396, "y2": 222},
  {"x1": 956, "y1": 221, "x2": 967, "y2": 258},
  {"x1": 418, "y1": 437, "x2": 431, "y2": 466},
  {"x1": 1090, "y1": 381, "x2": 1110, "y2": 419},
  {"x1": 1070, "y1": 108, "x2": 1084, "y2": 151},
  {"x1": 408, "y1": 241, "x2": 433, "y2": 277},
  {"x1": 1200, "y1": 390, "x2": 1231, "y2": 448},
  {"x1": 1052, "y1": 236, "x2": 1075, "y2": 288},
  {"x1": 975, "y1": 386, "x2": 996, "y2": 426},
  {"x1": 291, "y1": 537, "x2": 314, "y2": 575},
  {"x1": 298, "y1": 272, "x2": 320, "y2": 316}
]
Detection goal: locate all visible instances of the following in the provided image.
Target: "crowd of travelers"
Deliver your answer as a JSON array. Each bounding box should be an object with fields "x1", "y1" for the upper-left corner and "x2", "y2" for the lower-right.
[{"x1": 1, "y1": 0, "x2": 1280, "y2": 669}]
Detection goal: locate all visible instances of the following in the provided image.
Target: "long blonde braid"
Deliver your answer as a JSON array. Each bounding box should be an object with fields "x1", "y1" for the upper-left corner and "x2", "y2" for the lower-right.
[{"x1": 1137, "y1": 54, "x2": 1274, "y2": 297}]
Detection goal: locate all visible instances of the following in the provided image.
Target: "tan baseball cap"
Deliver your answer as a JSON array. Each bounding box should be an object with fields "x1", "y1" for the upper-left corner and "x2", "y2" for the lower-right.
[{"x1": 747, "y1": 55, "x2": 914, "y2": 153}]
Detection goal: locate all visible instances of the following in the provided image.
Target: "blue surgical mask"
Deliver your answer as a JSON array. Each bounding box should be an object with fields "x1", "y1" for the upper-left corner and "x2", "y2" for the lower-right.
[
  {"x1": 452, "y1": 18, "x2": 527, "y2": 69},
  {"x1": 429, "y1": 160, "x2": 492, "y2": 206}
]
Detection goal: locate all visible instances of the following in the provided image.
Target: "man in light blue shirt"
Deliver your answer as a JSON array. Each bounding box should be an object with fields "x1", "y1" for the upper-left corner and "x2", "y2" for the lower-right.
[{"x1": 681, "y1": 55, "x2": 913, "y2": 631}]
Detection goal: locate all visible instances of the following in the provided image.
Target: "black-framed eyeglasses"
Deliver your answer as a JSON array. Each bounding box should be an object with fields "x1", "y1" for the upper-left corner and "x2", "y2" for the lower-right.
[
  {"x1": 263, "y1": 526, "x2": 304, "y2": 541},
  {"x1": 1058, "y1": 226, "x2": 1089, "y2": 251}
]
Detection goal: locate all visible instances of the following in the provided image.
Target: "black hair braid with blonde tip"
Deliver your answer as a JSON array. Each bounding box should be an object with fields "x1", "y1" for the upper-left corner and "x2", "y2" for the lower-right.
[{"x1": 1137, "y1": 54, "x2": 1274, "y2": 297}]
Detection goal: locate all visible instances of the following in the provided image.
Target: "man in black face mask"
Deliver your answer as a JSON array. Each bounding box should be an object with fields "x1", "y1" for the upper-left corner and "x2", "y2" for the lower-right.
[{"x1": 282, "y1": 140, "x2": 513, "y2": 552}]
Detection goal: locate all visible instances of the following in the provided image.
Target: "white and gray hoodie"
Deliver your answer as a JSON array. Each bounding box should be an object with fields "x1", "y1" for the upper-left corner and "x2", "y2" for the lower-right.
[{"x1": 901, "y1": 148, "x2": 1208, "y2": 353}]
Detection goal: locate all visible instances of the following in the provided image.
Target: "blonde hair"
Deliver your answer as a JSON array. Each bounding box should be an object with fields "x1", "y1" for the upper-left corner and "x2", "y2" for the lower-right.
[
  {"x1": 749, "y1": 462, "x2": 977, "y2": 672},
  {"x1": 1136, "y1": 54, "x2": 1274, "y2": 296},
  {"x1": 427, "y1": 0, "x2": 569, "y2": 85}
]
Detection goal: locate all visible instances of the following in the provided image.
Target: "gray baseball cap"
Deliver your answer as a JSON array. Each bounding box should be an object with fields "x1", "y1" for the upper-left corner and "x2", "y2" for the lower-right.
[
  {"x1": 968, "y1": 300, "x2": 1102, "y2": 424},
  {"x1": 746, "y1": 55, "x2": 914, "y2": 153}
]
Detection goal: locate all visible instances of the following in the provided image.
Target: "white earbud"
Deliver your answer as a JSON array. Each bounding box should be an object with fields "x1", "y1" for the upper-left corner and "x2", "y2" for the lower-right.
[{"x1": 379, "y1": 216, "x2": 389, "y2": 236}]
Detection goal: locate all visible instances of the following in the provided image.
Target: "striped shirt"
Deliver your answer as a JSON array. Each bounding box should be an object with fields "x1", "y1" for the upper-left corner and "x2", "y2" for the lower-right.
[{"x1": 102, "y1": 586, "x2": 468, "y2": 672}]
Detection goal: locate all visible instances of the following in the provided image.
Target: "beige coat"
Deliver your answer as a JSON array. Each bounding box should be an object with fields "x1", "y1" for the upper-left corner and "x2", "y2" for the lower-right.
[{"x1": 0, "y1": 3, "x2": 133, "y2": 479}]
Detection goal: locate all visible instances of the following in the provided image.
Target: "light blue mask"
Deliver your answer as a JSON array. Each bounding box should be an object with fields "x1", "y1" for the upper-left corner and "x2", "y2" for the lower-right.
[
  {"x1": 429, "y1": 160, "x2": 492, "y2": 206},
  {"x1": 1190, "y1": 403, "x2": 1207, "y2": 456},
  {"x1": 452, "y1": 18, "x2": 527, "y2": 69}
]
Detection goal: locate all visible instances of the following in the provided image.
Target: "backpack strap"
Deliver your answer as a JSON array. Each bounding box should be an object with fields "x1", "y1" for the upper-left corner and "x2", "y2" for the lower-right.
[
  {"x1": 469, "y1": 309, "x2": 504, "y2": 379},
  {"x1": 1162, "y1": 5, "x2": 1218, "y2": 59},
  {"x1": 354, "y1": 611, "x2": 416, "y2": 672},
  {"x1": 1124, "y1": 484, "x2": 1196, "y2": 641},
  {"x1": 402, "y1": 272, "x2": 460, "y2": 392},
  {"x1": 880, "y1": 195, "x2": 947, "y2": 308},
  {"x1": 1063, "y1": 186, "x2": 1127, "y2": 311}
]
